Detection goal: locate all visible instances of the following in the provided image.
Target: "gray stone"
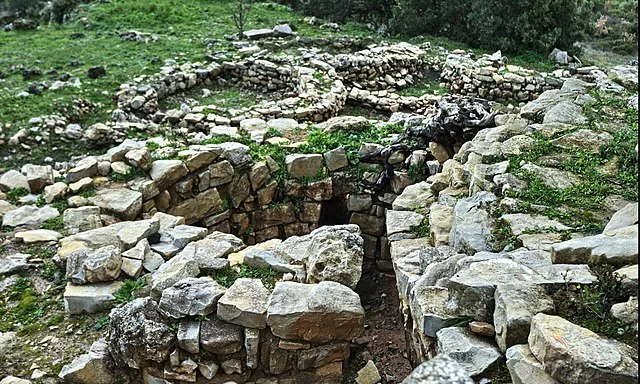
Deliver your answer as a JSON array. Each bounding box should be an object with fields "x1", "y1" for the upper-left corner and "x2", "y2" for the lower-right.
[
  {"x1": 23, "y1": 164, "x2": 54, "y2": 192},
  {"x1": 0, "y1": 170, "x2": 30, "y2": 192},
  {"x1": 215, "y1": 142, "x2": 251, "y2": 167},
  {"x1": 177, "y1": 319, "x2": 200, "y2": 354},
  {"x1": 610, "y1": 296, "x2": 638, "y2": 329},
  {"x1": 392, "y1": 181, "x2": 436, "y2": 211},
  {"x1": 543, "y1": 101, "x2": 587, "y2": 125},
  {"x1": 429, "y1": 204, "x2": 454, "y2": 247},
  {"x1": 0, "y1": 331, "x2": 16, "y2": 360},
  {"x1": 604, "y1": 202, "x2": 638, "y2": 235},
  {"x1": 550, "y1": 231, "x2": 638, "y2": 267},
  {"x1": 150, "y1": 225, "x2": 208, "y2": 258},
  {"x1": 267, "y1": 281, "x2": 364, "y2": 342},
  {"x1": 2, "y1": 205, "x2": 59, "y2": 228},
  {"x1": 528, "y1": 313, "x2": 638, "y2": 384},
  {"x1": 409, "y1": 283, "x2": 458, "y2": 338},
  {"x1": 58, "y1": 338, "x2": 119, "y2": 384},
  {"x1": 63, "y1": 206, "x2": 102, "y2": 232},
  {"x1": 107, "y1": 139, "x2": 143, "y2": 162},
  {"x1": 200, "y1": 317, "x2": 243, "y2": 354},
  {"x1": 323, "y1": 116, "x2": 369, "y2": 133},
  {"x1": 273, "y1": 24, "x2": 293, "y2": 37},
  {"x1": 14, "y1": 229, "x2": 62, "y2": 243},
  {"x1": 349, "y1": 212, "x2": 385, "y2": 236},
  {"x1": 149, "y1": 160, "x2": 188, "y2": 191},
  {"x1": 401, "y1": 354, "x2": 473, "y2": 384},
  {"x1": 172, "y1": 237, "x2": 233, "y2": 271},
  {"x1": 43, "y1": 182, "x2": 68, "y2": 203},
  {"x1": 243, "y1": 28, "x2": 273, "y2": 39},
  {"x1": 63, "y1": 281, "x2": 123, "y2": 314},
  {"x1": 209, "y1": 160, "x2": 234, "y2": 187},
  {"x1": 493, "y1": 283, "x2": 555, "y2": 353},
  {"x1": 217, "y1": 278, "x2": 270, "y2": 329},
  {"x1": 500, "y1": 213, "x2": 571, "y2": 236},
  {"x1": 108, "y1": 297, "x2": 176, "y2": 369},
  {"x1": 506, "y1": 344, "x2": 560, "y2": 384},
  {"x1": 89, "y1": 189, "x2": 142, "y2": 221},
  {"x1": 124, "y1": 148, "x2": 152, "y2": 170},
  {"x1": 158, "y1": 277, "x2": 226, "y2": 319},
  {"x1": 436, "y1": 327, "x2": 502, "y2": 377},
  {"x1": 324, "y1": 148, "x2": 349, "y2": 171},
  {"x1": 116, "y1": 219, "x2": 160, "y2": 250},
  {"x1": 0, "y1": 377, "x2": 31, "y2": 384},
  {"x1": 520, "y1": 163, "x2": 580, "y2": 189},
  {"x1": 305, "y1": 225, "x2": 364, "y2": 290},
  {"x1": 149, "y1": 257, "x2": 200, "y2": 296},
  {"x1": 66, "y1": 157, "x2": 98, "y2": 183},
  {"x1": 66, "y1": 245, "x2": 122, "y2": 284},
  {"x1": 245, "y1": 328, "x2": 260, "y2": 370},
  {"x1": 552, "y1": 129, "x2": 612, "y2": 154},
  {"x1": 386, "y1": 210, "x2": 425, "y2": 236},
  {"x1": 449, "y1": 192, "x2": 496, "y2": 254},
  {"x1": 0, "y1": 253, "x2": 29, "y2": 275},
  {"x1": 347, "y1": 194, "x2": 372, "y2": 212},
  {"x1": 286, "y1": 154, "x2": 324, "y2": 178},
  {"x1": 198, "y1": 361, "x2": 219, "y2": 380}
]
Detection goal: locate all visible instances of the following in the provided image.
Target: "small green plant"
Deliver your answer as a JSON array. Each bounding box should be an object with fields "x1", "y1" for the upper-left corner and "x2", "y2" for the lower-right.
[
  {"x1": 113, "y1": 278, "x2": 147, "y2": 304},
  {"x1": 50, "y1": 197, "x2": 69, "y2": 213},
  {"x1": 146, "y1": 141, "x2": 161, "y2": 152},
  {"x1": 109, "y1": 167, "x2": 146, "y2": 183},
  {"x1": 78, "y1": 186, "x2": 97, "y2": 198},
  {"x1": 41, "y1": 216, "x2": 64, "y2": 231},
  {"x1": 489, "y1": 218, "x2": 520, "y2": 252},
  {"x1": 6, "y1": 187, "x2": 30, "y2": 204},
  {"x1": 211, "y1": 264, "x2": 280, "y2": 290},
  {"x1": 413, "y1": 217, "x2": 430, "y2": 239},
  {"x1": 93, "y1": 315, "x2": 110, "y2": 331}
]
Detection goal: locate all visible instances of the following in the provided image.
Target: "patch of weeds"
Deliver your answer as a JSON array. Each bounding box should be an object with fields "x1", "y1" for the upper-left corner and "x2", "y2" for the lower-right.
[
  {"x1": 397, "y1": 75, "x2": 448, "y2": 97},
  {"x1": 413, "y1": 217, "x2": 430, "y2": 239},
  {"x1": 17, "y1": 323, "x2": 43, "y2": 336},
  {"x1": 109, "y1": 167, "x2": 147, "y2": 183},
  {"x1": 0, "y1": 277, "x2": 64, "y2": 333},
  {"x1": 449, "y1": 315, "x2": 474, "y2": 327},
  {"x1": 46, "y1": 313, "x2": 66, "y2": 327},
  {"x1": 113, "y1": 277, "x2": 147, "y2": 304},
  {"x1": 489, "y1": 218, "x2": 520, "y2": 252},
  {"x1": 211, "y1": 264, "x2": 280, "y2": 291},
  {"x1": 407, "y1": 162, "x2": 429, "y2": 183},
  {"x1": 146, "y1": 141, "x2": 161, "y2": 152},
  {"x1": 265, "y1": 126, "x2": 282, "y2": 139},
  {"x1": 6, "y1": 187, "x2": 30, "y2": 204},
  {"x1": 554, "y1": 264, "x2": 637, "y2": 346},
  {"x1": 78, "y1": 186, "x2": 97, "y2": 198},
  {"x1": 41, "y1": 216, "x2": 64, "y2": 231},
  {"x1": 41, "y1": 262, "x2": 64, "y2": 280},
  {"x1": 93, "y1": 315, "x2": 110, "y2": 331},
  {"x1": 508, "y1": 50, "x2": 557, "y2": 72},
  {"x1": 50, "y1": 197, "x2": 69, "y2": 213},
  {"x1": 485, "y1": 362, "x2": 513, "y2": 384}
]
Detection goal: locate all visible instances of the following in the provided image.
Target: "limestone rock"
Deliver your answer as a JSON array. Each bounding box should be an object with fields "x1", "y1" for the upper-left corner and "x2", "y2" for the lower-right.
[
  {"x1": 0, "y1": 170, "x2": 30, "y2": 192},
  {"x1": 66, "y1": 245, "x2": 122, "y2": 284},
  {"x1": 604, "y1": 202, "x2": 638, "y2": 235},
  {"x1": 449, "y1": 192, "x2": 496, "y2": 254},
  {"x1": 610, "y1": 296, "x2": 638, "y2": 329},
  {"x1": 149, "y1": 257, "x2": 200, "y2": 297},
  {"x1": 500, "y1": 213, "x2": 570, "y2": 236},
  {"x1": 200, "y1": 317, "x2": 243, "y2": 354},
  {"x1": 63, "y1": 206, "x2": 103, "y2": 232},
  {"x1": 542, "y1": 101, "x2": 587, "y2": 125},
  {"x1": 528, "y1": 313, "x2": 638, "y2": 384},
  {"x1": 0, "y1": 253, "x2": 30, "y2": 275},
  {"x1": 305, "y1": 225, "x2": 364, "y2": 290},
  {"x1": 178, "y1": 319, "x2": 200, "y2": 354},
  {"x1": 158, "y1": 277, "x2": 226, "y2": 319},
  {"x1": 392, "y1": 181, "x2": 436, "y2": 211},
  {"x1": 15, "y1": 229, "x2": 62, "y2": 243},
  {"x1": 493, "y1": 283, "x2": 555, "y2": 353},
  {"x1": 356, "y1": 360, "x2": 381, "y2": 384},
  {"x1": 550, "y1": 231, "x2": 638, "y2": 267},
  {"x1": 436, "y1": 327, "x2": 502, "y2": 377},
  {"x1": 286, "y1": 154, "x2": 324, "y2": 178},
  {"x1": 2, "y1": 205, "x2": 59, "y2": 228},
  {"x1": 89, "y1": 189, "x2": 142, "y2": 221},
  {"x1": 386, "y1": 210, "x2": 425, "y2": 236},
  {"x1": 217, "y1": 278, "x2": 270, "y2": 329},
  {"x1": 23, "y1": 164, "x2": 54, "y2": 192},
  {"x1": 64, "y1": 281, "x2": 123, "y2": 314},
  {"x1": 520, "y1": 163, "x2": 580, "y2": 189},
  {"x1": 150, "y1": 225, "x2": 208, "y2": 258},
  {"x1": 401, "y1": 354, "x2": 473, "y2": 384},
  {"x1": 108, "y1": 297, "x2": 176, "y2": 369},
  {"x1": 552, "y1": 129, "x2": 612, "y2": 154},
  {"x1": 58, "y1": 338, "x2": 120, "y2": 384},
  {"x1": 66, "y1": 157, "x2": 98, "y2": 183},
  {"x1": 506, "y1": 344, "x2": 560, "y2": 384},
  {"x1": 323, "y1": 116, "x2": 369, "y2": 133},
  {"x1": 150, "y1": 160, "x2": 188, "y2": 191},
  {"x1": 267, "y1": 281, "x2": 364, "y2": 342}
]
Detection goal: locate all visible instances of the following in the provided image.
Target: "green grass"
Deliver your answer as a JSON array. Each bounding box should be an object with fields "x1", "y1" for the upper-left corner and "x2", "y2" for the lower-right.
[
  {"x1": 113, "y1": 277, "x2": 146, "y2": 304},
  {"x1": 5, "y1": 187, "x2": 30, "y2": 204},
  {"x1": 108, "y1": 166, "x2": 147, "y2": 182},
  {"x1": 211, "y1": 264, "x2": 280, "y2": 291},
  {"x1": 396, "y1": 75, "x2": 448, "y2": 97},
  {"x1": 0, "y1": 277, "x2": 65, "y2": 334},
  {"x1": 41, "y1": 216, "x2": 64, "y2": 231}
]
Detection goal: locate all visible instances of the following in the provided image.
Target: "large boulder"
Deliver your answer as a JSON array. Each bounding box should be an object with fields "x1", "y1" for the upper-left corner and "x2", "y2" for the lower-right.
[
  {"x1": 2, "y1": 205, "x2": 59, "y2": 228},
  {"x1": 304, "y1": 225, "x2": 364, "y2": 290},
  {"x1": 267, "y1": 281, "x2": 364, "y2": 342},
  {"x1": 108, "y1": 298, "x2": 176, "y2": 369},
  {"x1": 528, "y1": 313, "x2": 638, "y2": 384},
  {"x1": 506, "y1": 344, "x2": 560, "y2": 384}
]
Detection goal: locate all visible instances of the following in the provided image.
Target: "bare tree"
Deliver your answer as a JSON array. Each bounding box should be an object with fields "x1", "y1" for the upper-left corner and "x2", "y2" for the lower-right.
[{"x1": 230, "y1": 0, "x2": 252, "y2": 40}]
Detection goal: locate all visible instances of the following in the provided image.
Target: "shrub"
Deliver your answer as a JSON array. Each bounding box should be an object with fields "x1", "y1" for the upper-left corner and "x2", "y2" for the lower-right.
[{"x1": 389, "y1": 0, "x2": 596, "y2": 54}]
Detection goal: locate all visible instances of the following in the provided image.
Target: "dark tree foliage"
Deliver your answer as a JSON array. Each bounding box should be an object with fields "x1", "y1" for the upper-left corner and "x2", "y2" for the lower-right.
[{"x1": 389, "y1": 0, "x2": 596, "y2": 53}]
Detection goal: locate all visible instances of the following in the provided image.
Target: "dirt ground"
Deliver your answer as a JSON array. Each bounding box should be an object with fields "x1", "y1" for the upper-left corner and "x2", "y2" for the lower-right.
[{"x1": 343, "y1": 261, "x2": 413, "y2": 383}]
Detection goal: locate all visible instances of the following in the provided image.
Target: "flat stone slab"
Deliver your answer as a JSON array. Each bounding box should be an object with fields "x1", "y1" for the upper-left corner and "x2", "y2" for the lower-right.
[
  {"x1": 64, "y1": 281, "x2": 123, "y2": 314},
  {"x1": 386, "y1": 210, "x2": 425, "y2": 236},
  {"x1": 550, "y1": 230, "x2": 638, "y2": 267},
  {"x1": 88, "y1": 188, "x2": 142, "y2": 221},
  {"x1": 267, "y1": 281, "x2": 364, "y2": 342},
  {"x1": 506, "y1": 344, "x2": 560, "y2": 384},
  {"x1": 529, "y1": 313, "x2": 638, "y2": 384},
  {"x1": 436, "y1": 327, "x2": 502, "y2": 377},
  {"x1": 500, "y1": 213, "x2": 570, "y2": 236},
  {"x1": 14, "y1": 229, "x2": 62, "y2": 243},
  {"x1": 217, "y1": 277, "x2": 270, "y2": 329}
]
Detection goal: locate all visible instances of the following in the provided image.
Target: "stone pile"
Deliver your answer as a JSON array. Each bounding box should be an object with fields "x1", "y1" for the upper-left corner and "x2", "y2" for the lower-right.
[
  {"x1": 388, "y1": 77, "x2": 638, "y2": 383},
  {"x1": 56, "y1": 221, "x2": 365, "y2": 383},
  {"x1": 440, "y1": 51, "x2": 600, "y2": 103}
]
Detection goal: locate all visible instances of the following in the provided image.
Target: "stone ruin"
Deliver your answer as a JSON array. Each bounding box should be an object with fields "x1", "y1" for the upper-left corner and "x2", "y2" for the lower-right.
[{"x1": 0, "y1": 36, "x2": 638, "y2": 384}]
